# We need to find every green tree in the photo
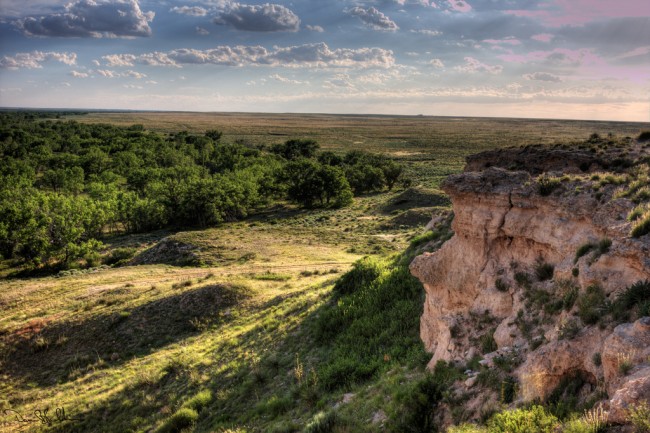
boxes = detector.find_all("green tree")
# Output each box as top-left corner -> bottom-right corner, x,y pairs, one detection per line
271,139 -> 319,160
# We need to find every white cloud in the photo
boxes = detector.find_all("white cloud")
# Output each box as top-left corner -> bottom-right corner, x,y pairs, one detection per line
196,26 -> 210,35
16,0 -> 154,38
305,24 -> 324,32
214,3 -> 300,32
428,59 -> 444,68
324,74 -> 355,89
95,68 -> 147,78
347,6 -> 398,31
455,57 -> 502,74
0,51 -> 77,69
124,70 -> 147,79
170,6 -> 208,16
69,70 -> 89,78
103,43 -> 395,69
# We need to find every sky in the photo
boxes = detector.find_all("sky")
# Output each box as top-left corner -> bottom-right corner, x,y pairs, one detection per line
0,0 -> 649,121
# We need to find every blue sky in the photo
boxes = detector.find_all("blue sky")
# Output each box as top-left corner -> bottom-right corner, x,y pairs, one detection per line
0,0 -> 649,121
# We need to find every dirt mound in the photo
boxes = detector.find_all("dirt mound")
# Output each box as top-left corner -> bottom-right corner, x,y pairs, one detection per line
130,237 -> 202,266
381,188 -> 450,213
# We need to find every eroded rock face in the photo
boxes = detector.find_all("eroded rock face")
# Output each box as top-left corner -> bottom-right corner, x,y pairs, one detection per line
410,146 -> 650,411
602,318 -> 650,397
410,167 -> 649,367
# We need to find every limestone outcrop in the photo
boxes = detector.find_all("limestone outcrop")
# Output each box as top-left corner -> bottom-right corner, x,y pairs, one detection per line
410,141 -> 650,424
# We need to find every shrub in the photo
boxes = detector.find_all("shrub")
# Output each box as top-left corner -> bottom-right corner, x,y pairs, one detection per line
627,204 -> 650,222
558,318 -> 581,340
611,280 -> 650,321
627,402 -> 650,433
631,211 -> 650,237
480,331 -> 498,354
158,407 -> 199,433
500,377 -> 517,404
563,287 -> 579,310
487,406 -> 559,433
104,247 -> 137,266
515,272 -> 532,288
303,411 -> 338,433
638,130 -> 650,142
535,262 -> 555,281
574,243 -> 595,263
597,238 -> 611,254
389,363 -> 461,433
332,256 -> 384,296
447,424 -> 487,433
410,230 -> 438,247
495,278 -> 509,292
592,353 -> 602,367
577,285 -> 606,325
538,176 -> 562,196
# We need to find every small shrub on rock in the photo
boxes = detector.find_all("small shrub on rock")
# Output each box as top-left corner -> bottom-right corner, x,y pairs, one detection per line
487,405 -> 559,433
577,285 -> 606,325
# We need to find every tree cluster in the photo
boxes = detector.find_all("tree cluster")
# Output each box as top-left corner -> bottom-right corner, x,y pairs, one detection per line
0,113 -> 406,267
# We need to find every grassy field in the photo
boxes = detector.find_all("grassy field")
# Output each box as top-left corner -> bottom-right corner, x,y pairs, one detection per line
69,112 -> 649,188
2,112 -> 648,432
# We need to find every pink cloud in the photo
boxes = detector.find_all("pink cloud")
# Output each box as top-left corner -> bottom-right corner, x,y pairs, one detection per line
447,0 -> 472,13
506,0 -> 650,26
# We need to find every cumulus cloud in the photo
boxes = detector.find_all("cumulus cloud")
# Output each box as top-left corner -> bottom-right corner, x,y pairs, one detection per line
196,26 -> 209,35
324,74 -> 355,89
95,68 -> 147,78
0,51 -> 77,69
524,72 -> 562,82
104,52 -> 178,67
214,3 -> 300,32
69,70 -> 89,78
428,59 -> 444,68
103,43 -> 395,69
170,6 -> 208,16
305,24 -> 324,32
347,7 -> 398,31
455,57 -> 502,74
16,0 -> 154,38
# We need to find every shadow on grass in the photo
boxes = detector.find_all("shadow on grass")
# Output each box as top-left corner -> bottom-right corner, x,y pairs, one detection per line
2,284 -> 251,388
40,290 -> 324,433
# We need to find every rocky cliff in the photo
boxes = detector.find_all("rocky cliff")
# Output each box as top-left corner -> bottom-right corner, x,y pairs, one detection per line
410,137 -> 650,424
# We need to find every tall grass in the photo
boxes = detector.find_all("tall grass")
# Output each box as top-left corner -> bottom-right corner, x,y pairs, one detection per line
315,252 -> 428,391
